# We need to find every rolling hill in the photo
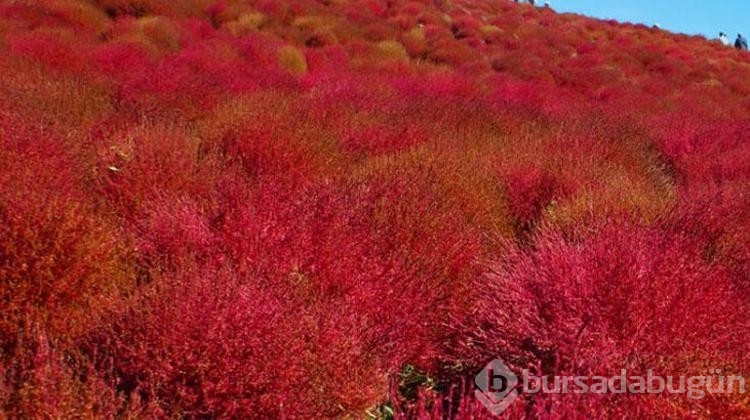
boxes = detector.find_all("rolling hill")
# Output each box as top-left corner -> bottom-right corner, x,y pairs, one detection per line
1,0 -> 749,417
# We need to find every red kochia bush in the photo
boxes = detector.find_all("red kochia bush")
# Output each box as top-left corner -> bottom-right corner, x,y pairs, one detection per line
8,32 -> 90,74
445,217 -> 750,415
340,122 -> 426,157
497,165 -> 565,236
91,122 -> 219,218
464,217 -> 747,370
85,265 -> 297,417
0,111 -> 132,417
0,112 -> 132,344
84,171 -> 481,417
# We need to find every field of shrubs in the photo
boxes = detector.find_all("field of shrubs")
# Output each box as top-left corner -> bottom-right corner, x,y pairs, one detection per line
1,0 -> 749,417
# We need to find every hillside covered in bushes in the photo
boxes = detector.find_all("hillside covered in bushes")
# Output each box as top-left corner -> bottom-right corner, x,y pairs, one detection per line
1,0 -> 749,417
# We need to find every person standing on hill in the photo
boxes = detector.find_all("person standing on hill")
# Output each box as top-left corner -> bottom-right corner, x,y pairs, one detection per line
735,33 -> 748,50
719,32 -> 730,46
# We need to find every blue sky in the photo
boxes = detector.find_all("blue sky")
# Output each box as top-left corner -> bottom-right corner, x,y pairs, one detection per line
550,1 -> 746,40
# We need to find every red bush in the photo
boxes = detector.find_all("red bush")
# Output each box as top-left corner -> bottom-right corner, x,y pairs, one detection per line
445,217 -> 749,415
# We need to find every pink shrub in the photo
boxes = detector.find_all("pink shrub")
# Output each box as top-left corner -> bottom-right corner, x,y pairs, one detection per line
134,196 -> 216,263
497,165 -> 564,235
445,217 -> 749,415
8,32 -> 89,74
1,324 -> 122,418
81,172 -> 481,416
0,111 -> 132,341
0,112 -> 132,417
340,122 -> 425,157
92,40 -> 155,77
